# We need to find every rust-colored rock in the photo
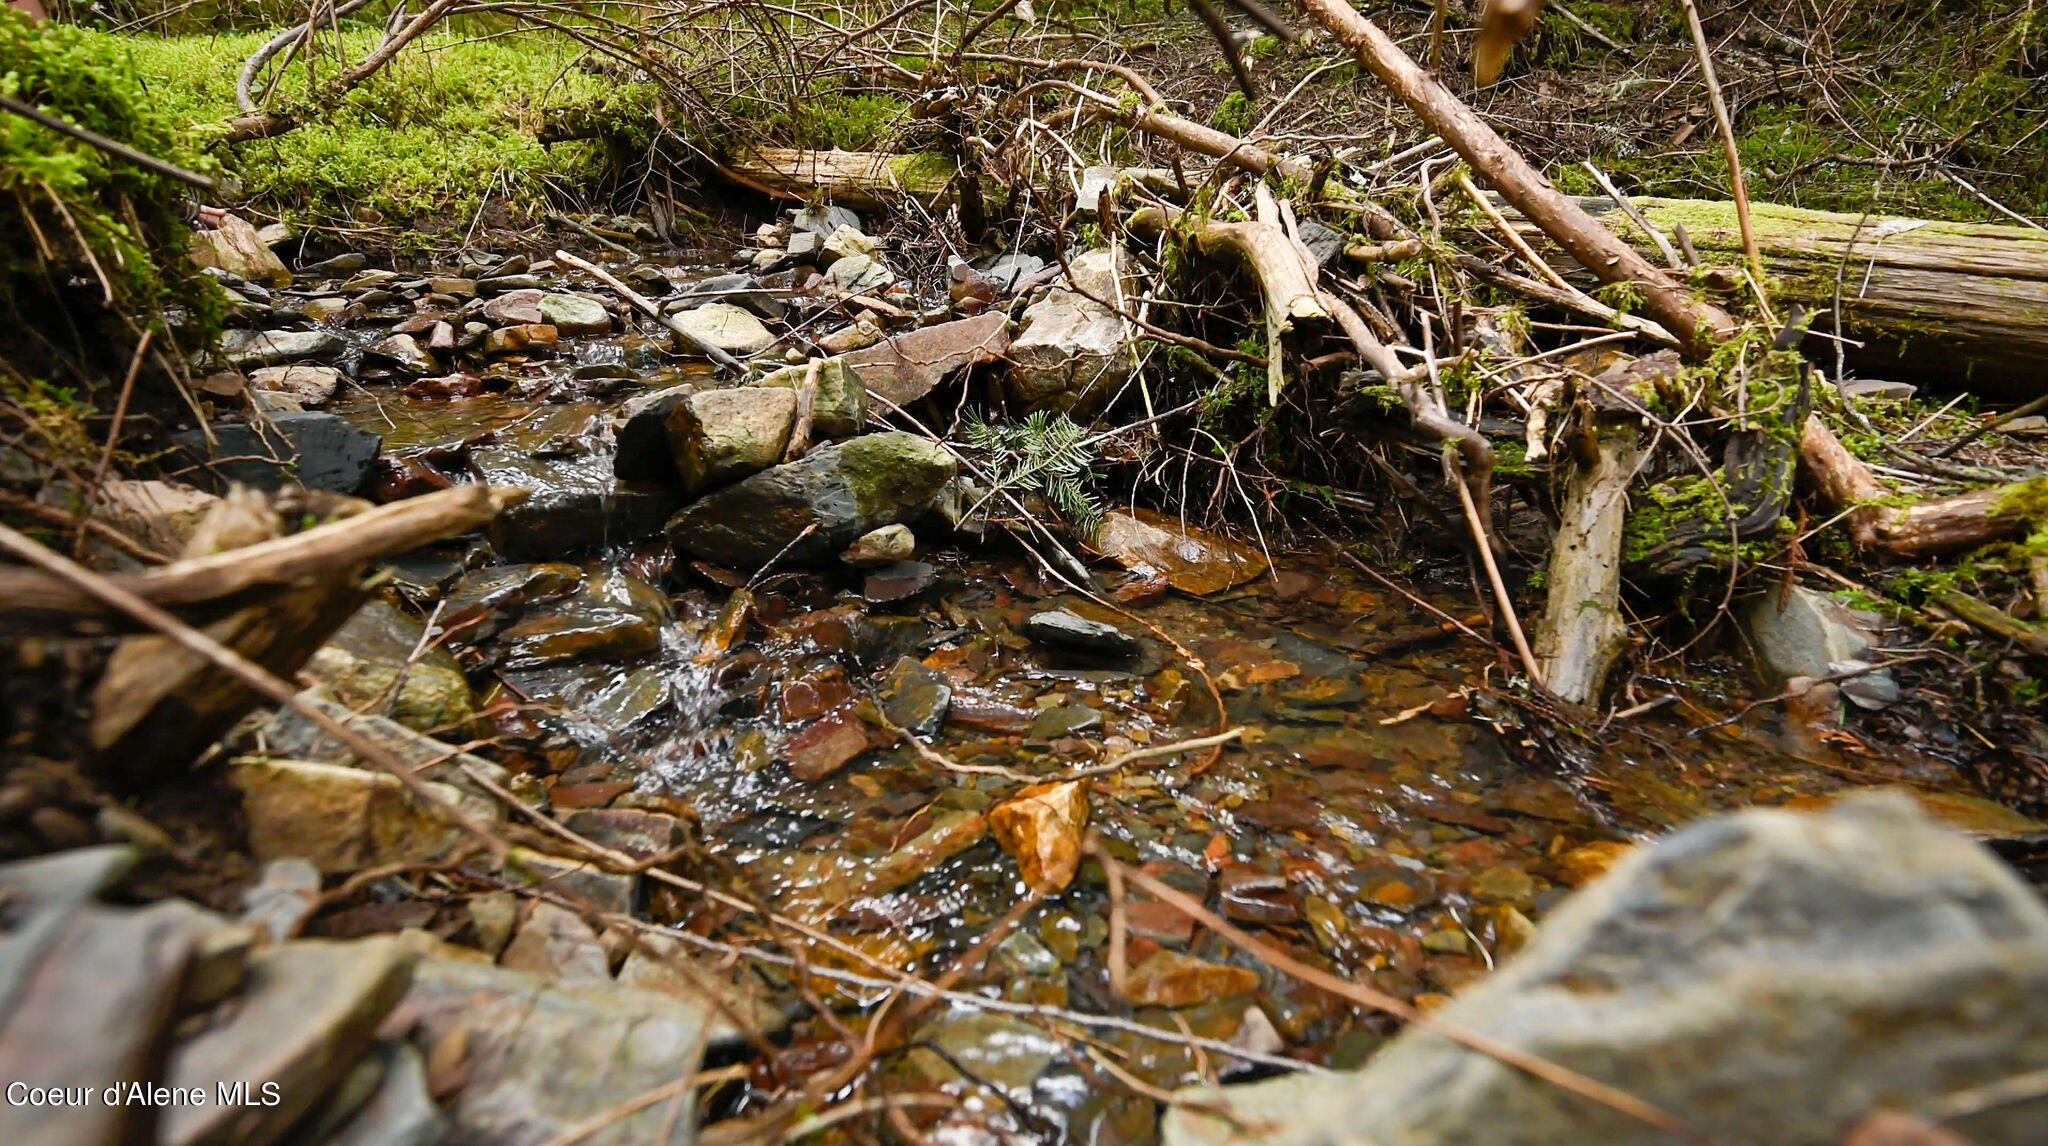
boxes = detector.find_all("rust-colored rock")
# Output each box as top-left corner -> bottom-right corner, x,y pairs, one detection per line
989,780 -> 1089,893
784,708 -> 872,781
1120,950 -> 1259,1008
842,312 -> 1010,405
1091,507 -> 1268,596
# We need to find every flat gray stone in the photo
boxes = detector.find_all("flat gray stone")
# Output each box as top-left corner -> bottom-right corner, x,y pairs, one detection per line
161,937 -> 415,1146
395,958 -> 716,1145
216,328 -> 342,369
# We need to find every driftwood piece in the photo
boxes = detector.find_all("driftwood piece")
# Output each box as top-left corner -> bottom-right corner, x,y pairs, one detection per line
1128,199 -> 1330,403
1298,0 -> 1733,350
0,484 -> 522,630
1800,414 -> 2042,557
1498,196 -> 2048,389
721,148 -> 957,208
1535,417 -> 1642,704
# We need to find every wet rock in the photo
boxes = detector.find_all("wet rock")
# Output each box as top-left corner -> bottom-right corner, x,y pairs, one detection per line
160,937 -> 414,1146
539,293 -> 612,337
574,665 -> 676,730
499,571 -> 671,668
501,901 -> 610,982
667,273 -> 786,321
483,323 -> 558,356
1006,248 -> 1138,413
842,311 -> 1010,406
1167,792 -> 2048,1146
612,384 -> 696,484
367,332 -> 437,373
666,386 -> 797,494
1028,704 -> 1102,739
248,364 -> 344,407
1217,867 -> 1298,925
1093,507 -> 1269,596
301,296 -> 351,324
229,757 -> 496,873
946,690 -> 1038,735
1744,585 -> 1879,682
216,327 -> 342,368
908,1009 -> 1062,1100
174,411 -> 380,493
190,213 -> 293,287
666,432 -> 957,568
879,655 -> 952,735
260,689 -> 511,798
989,779 -> 1089,893
1123,950 -> 1259,1008
494,846 -> 637,917
779,664 -> 853,722
817,313 -> 884,354
822,253 -> 893,294
428,276 -> 477,299
563,808 -> 686,860
842,523 -> 914,566
1552,840 -> 1634,887
672,302 -> 775,355
470,443 -> 680,560
478,273 -> 545,294
441,562 -> 584,639
1025,609 -> 1142,657
301,252 -> 369,277
756,357 -> 868,439
480,289 -> 545,326
863,559 -> 936,603
394,957 -> 716,1143
303,600 -> 475,733
783,708 -> 873,781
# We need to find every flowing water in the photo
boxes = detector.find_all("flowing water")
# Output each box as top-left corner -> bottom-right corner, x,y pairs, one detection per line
324,268 -> 2038,1145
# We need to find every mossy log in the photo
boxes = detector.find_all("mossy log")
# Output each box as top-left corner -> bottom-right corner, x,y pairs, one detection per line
1496,196 -> 2048,391
721,148 -> 958,209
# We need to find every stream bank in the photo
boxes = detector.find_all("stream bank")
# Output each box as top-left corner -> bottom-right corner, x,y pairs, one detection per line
7,199 -> 2048,1145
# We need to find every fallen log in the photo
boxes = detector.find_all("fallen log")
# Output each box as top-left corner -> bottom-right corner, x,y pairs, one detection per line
1799,414 -> 2044,557
0,484 -> 525,630
1497,196 -> 2048,390
720,148 -> 957,208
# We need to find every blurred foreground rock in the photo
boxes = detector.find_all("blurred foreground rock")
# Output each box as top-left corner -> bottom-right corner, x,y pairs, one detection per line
1164,792 -> 2048,1146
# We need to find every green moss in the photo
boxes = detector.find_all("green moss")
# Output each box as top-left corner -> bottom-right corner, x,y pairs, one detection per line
2,10 -> 217,315
1211,90 -> 1252,138
108,25 -> 653,232
1573,0 -> 2048,223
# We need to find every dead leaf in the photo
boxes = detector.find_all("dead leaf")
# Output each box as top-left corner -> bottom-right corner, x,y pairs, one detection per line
989,780 -> 1089,892
1091,508 -> 1268,596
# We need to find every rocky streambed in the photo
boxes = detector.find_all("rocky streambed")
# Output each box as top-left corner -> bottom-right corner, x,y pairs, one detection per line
18,206 -> 2048,1146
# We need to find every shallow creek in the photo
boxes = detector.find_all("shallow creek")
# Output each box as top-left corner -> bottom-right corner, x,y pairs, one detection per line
315,275 -> 2021,1145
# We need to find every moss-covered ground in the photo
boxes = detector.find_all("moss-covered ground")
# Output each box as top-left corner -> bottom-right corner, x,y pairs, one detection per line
99,21 -> 656,233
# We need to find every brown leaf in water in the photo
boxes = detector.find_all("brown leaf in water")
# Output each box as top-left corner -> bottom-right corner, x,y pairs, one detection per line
1091,508 -> 1268,596
989,780 -> 1089,892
